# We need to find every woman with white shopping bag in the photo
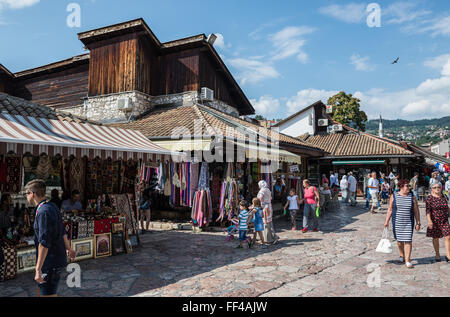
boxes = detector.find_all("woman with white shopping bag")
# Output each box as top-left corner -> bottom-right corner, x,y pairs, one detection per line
384,179 -> 421,269
376,227 -> 393,254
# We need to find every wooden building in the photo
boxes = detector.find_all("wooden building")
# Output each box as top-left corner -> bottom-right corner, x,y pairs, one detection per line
3,18 -> 254,118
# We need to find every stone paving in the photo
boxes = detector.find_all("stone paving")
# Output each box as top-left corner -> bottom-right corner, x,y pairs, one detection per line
1,199 -> 448,297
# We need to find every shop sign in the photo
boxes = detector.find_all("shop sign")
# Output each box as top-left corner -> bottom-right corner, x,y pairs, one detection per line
289,165 -> 300,172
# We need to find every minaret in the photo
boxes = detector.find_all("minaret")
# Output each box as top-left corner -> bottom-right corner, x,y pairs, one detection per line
379,115 -> 383,138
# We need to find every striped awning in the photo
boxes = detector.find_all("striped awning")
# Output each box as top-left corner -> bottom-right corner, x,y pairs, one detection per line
0,114 -> 184,161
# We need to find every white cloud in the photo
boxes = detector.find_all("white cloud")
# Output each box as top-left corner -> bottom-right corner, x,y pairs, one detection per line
384,2 -> 431,25
250,95 -> 281,116
212,33 -> 231,50
420,16 -> 450,37
269,26 -> 315,63
286,89 -> 339,115
228,58 -> 280,85
0,0 -> 39,10
350,54 -> 376,72
424,54 -> 450,70
318,3 -> 366,24
277,56 -> 450,121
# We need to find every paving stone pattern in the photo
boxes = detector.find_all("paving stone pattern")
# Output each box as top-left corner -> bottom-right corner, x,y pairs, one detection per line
1,199 -> 448,297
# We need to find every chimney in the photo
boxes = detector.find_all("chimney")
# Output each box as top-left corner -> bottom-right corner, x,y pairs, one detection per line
379,115 -> 383,138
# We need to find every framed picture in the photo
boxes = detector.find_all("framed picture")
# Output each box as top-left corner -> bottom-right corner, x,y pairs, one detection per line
112,232 -> 125,256
129,234 -> 139,248
17,247 -> 36,274
71,238 -> 94,262
112,222 -> 124,233
125,238 -> 133,254
94,233 -> 112,258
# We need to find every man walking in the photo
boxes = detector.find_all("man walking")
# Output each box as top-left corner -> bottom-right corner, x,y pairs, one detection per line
410,173 -> 419,200
347,172 -> 357,207
26,179 -> 75,297
367,172 -> 380,214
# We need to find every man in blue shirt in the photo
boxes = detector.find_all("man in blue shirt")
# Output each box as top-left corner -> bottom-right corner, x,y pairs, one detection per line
61,189 -> 83,212
25,179 -> 75,297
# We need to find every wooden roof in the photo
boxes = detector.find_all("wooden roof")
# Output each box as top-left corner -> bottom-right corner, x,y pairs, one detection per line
0,64 -> 13,78
14,54 -> 90,78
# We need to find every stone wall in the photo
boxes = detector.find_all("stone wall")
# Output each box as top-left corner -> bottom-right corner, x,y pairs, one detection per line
60,90 -> 240,123
61,91 -> 153,123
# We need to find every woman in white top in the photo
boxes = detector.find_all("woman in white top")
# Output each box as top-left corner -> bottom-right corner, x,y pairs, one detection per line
340,176 -> 349,203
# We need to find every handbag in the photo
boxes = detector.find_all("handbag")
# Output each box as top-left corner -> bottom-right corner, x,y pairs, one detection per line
315,206 -> 321,218
376,228 -> 393,254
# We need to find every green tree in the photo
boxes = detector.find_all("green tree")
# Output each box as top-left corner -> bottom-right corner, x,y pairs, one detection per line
254,115 -> 266,120
327,92 -> 368,131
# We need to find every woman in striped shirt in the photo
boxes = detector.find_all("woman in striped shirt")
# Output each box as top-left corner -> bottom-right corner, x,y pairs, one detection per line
384,179 -> 421,269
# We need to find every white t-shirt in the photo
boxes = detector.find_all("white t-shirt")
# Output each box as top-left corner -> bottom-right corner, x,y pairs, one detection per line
287,195 -> 299,210
348,176 -> 357,192
368,178 -> 379,194
445,180 -> 450,192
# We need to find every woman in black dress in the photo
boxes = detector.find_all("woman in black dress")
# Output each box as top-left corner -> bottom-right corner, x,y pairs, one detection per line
426,183 -> 450,262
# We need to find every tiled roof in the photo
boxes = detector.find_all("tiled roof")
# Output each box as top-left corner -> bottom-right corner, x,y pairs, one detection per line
0,93 -> 95,124
302,133 -> 343,154
302,130 -> 413,157
336,134 -> 412,156
111,104 -> 323,152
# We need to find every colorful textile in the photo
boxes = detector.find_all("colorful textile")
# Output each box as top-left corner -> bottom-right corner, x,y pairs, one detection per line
87,158 -> 102,199
121,161 -> 138,194
112,161 -> 121,194
94,219 -> 111,234
63,221 -> 72,240
70,158 -> 86,201
4,156 -> 22,193
1,244 -> 16,280
102,159 -> 114,194
36,155 -> 51,180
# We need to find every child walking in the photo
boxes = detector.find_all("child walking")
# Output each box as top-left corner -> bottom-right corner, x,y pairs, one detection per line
237,200 -> 250,249
284,188 -> 301,230
248,198 -> 266,248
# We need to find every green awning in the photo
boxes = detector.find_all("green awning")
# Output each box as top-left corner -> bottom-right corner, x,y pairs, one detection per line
332,160 -> 386,166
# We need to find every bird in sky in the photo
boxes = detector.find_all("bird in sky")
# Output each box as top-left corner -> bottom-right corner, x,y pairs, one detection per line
391,57 -> 400,64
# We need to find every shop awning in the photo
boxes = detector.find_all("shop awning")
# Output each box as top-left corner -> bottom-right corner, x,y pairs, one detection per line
0,114 -> 184,161
235,142 -> 302,164
332,160 -> 386,166
152,139 -> 212,152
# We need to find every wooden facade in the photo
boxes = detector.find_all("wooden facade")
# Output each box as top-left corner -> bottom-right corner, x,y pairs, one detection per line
5,18 -> 255,114
14,63 -> 89,109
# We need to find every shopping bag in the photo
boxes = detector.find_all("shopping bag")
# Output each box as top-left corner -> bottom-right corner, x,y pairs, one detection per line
315,206 -> 321,218
376,228 -> 392,254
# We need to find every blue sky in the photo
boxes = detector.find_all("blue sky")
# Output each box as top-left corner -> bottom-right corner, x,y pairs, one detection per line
1,0 -> 450,121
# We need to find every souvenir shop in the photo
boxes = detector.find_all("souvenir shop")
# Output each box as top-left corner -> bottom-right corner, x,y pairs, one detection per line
186,141 -> 304,229
0,114 -> 182,282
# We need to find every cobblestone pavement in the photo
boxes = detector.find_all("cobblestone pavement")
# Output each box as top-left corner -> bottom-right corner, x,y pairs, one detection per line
1,199 -> 449,297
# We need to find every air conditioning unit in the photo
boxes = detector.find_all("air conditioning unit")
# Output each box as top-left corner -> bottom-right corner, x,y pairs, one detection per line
333,124 -> 343,132
201,87 -> 214,101
117,98 -> 133,112
318,119 -> 328,127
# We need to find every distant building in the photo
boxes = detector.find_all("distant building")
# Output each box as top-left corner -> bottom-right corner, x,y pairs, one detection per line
431,140 -> 450,157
